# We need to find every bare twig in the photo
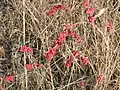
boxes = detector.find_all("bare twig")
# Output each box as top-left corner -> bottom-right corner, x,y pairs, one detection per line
23,0 -> 28,90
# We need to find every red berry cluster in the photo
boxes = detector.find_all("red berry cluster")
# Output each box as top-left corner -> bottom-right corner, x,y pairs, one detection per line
44,23 -> 89,68
47,4 -> 65,16
20,45 -> 33,53
44,24 -> 82,63
0,74 -> 15,83
83,0 -> 113,30
65,50 -> 89,68
25,64 -> 43,70
83,0 -> 96,28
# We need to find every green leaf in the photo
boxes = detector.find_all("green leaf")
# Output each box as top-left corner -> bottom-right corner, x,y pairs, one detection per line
66,36 -> 73,41
39,69 -> 42,73
41,60 -> 46,65
19,41 -> 24,46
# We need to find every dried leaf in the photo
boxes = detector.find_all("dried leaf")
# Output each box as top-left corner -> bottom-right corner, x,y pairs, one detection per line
95,7 -> 108,17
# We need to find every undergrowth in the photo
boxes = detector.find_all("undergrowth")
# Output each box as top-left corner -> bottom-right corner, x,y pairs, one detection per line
0,0 -> 120,90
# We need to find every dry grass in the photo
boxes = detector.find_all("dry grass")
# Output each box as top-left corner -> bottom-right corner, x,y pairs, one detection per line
0,0 -> 120,90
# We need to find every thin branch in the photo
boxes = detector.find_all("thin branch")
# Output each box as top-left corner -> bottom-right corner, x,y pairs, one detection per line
23,0 -> 28,90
